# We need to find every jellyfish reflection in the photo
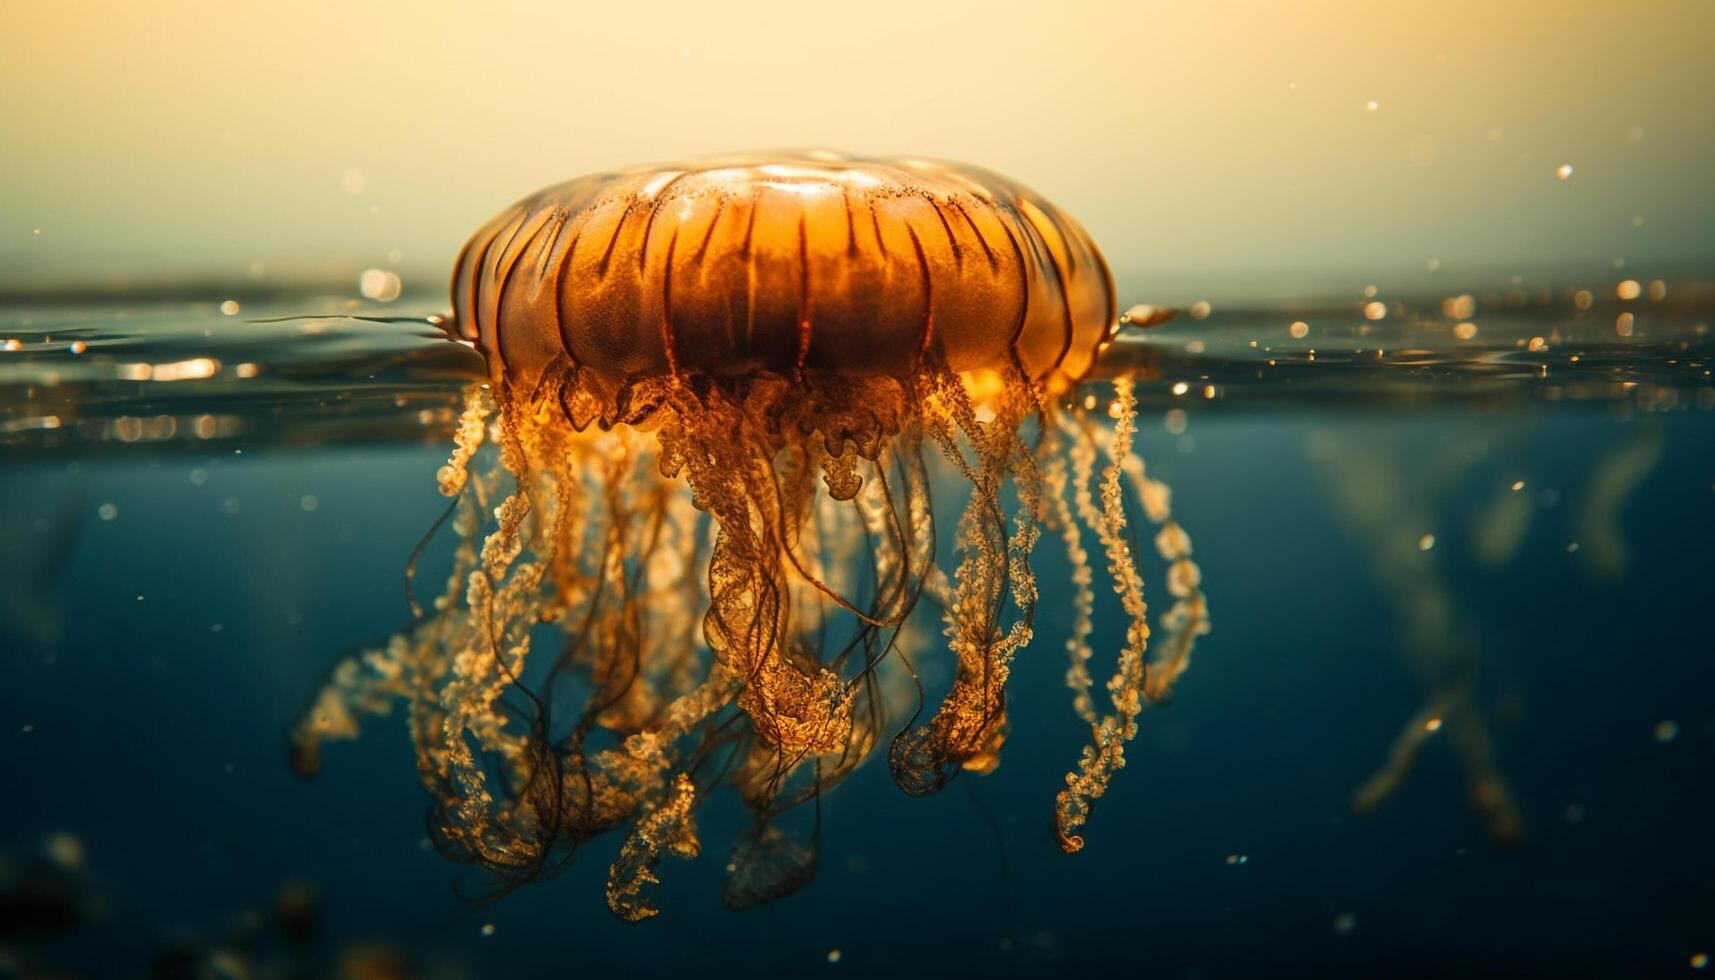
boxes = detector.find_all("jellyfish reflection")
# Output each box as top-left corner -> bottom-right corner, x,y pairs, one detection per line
292,153 -> 1208,919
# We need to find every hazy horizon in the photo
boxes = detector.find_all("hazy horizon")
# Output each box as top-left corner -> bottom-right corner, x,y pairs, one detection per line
5,0 -> 1712,303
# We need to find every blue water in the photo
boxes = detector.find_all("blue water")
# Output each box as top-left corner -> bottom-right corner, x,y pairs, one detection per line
2,285 -> 1713,977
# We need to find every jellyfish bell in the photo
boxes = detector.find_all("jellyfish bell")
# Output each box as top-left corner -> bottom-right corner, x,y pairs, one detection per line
293,151 -> 1209,921
449,152 -> 1116,401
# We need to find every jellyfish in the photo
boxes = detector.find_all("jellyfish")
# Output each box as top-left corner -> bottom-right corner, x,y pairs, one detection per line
1311,429 -> 1523,844
291,151 -> 1210,920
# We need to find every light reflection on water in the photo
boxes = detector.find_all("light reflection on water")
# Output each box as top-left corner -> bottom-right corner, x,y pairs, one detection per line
2,278 -> 1711,455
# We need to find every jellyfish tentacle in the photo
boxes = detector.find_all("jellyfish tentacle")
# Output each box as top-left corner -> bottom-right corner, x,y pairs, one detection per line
1040,414 -> 1099,725
433,399 -> 584,866
292,396 -> 497,777
722,818 -> 821,912
1054,376 -> 1151,854
890,363 -> 1041,795
852,442 -> 934,647
606,772 -> 701,922
723,759 -> 824,911
772,434 -> 898,629
666,385 -> 856,763
1108,436 -> 1210,706
438,382 -> 491,496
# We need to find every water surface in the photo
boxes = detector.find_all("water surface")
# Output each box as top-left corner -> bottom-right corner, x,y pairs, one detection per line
3,279 -> 1712,978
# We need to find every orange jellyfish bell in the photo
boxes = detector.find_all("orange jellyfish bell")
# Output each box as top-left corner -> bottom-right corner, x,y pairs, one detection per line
295,151 -> 1208,922
448,151 -> 1117,407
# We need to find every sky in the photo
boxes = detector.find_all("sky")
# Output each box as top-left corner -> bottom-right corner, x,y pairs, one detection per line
3,0 -> 1712,301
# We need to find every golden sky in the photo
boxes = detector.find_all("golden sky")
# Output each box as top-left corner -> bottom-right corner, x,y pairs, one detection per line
3,0 -> 1711,300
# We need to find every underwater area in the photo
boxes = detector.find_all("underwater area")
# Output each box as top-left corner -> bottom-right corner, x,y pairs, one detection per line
2,274 -> 1711,978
